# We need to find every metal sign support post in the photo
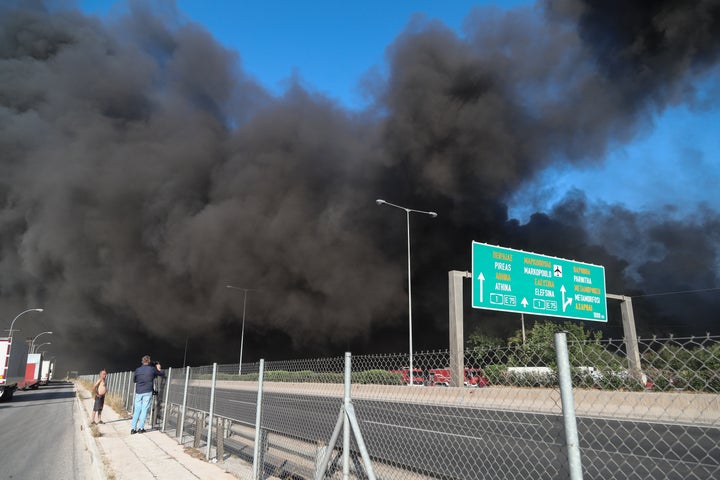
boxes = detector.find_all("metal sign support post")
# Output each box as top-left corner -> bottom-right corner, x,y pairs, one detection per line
606,294 -> 644,384
449,270 -> 470,387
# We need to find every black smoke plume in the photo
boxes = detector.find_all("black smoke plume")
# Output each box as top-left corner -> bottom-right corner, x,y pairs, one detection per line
0,0 -> 718,372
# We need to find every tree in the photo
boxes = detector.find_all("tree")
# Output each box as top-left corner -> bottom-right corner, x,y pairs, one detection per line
465,330 -> 508,366
465,330 -> 505,351
506,320 -> 621,369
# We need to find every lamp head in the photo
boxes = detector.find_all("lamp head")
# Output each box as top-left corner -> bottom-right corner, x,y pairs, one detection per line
429,212 -> 438,218
375,199 -> 385,206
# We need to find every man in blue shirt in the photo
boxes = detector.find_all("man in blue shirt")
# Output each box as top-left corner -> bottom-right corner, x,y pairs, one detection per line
131,354 -> 165,434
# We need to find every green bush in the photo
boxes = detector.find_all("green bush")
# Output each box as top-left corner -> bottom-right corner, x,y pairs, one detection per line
642,343 -> 720,393
571,371 -> 600,389
483,365 -> 506,385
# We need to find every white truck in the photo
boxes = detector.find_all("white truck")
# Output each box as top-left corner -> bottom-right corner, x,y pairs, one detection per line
0,337 -> 30,401
40,359 -> 54,385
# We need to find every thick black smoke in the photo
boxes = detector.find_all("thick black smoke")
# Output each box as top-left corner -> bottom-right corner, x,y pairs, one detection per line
0,1 -> 718,372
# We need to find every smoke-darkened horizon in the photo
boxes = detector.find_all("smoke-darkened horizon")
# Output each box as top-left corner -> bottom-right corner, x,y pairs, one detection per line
1,0 -> 718,372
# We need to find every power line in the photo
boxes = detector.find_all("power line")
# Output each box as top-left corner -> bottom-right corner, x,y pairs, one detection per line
633,287 -> 720,298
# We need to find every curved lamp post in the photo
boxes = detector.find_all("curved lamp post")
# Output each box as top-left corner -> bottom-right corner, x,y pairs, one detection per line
226,285 -> 259,376
7,308 -> 44,341
34,342 -> 51,353
30,331 -> 53,354
376,199 -> 437,386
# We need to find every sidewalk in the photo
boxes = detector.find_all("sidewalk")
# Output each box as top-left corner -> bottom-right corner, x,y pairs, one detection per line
75,382 -> 247,480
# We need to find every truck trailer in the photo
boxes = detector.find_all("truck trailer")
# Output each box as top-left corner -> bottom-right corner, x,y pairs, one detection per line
40,359 -> 54,385
0,337 -> 30,401
19,353 -> 43,390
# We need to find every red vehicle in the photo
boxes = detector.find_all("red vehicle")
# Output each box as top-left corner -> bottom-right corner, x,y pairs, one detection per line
392,368 -> 425,386
428,368 -> 490,387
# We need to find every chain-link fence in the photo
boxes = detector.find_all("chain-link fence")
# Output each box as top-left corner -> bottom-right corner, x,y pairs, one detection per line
81,334 -> 720,479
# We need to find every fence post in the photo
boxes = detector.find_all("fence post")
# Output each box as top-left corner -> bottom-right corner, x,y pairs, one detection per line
125,371 -> 131,410
555,332 -> 584,480
179,367 -> 191,442
162,367 -> 172,432
343,352 -> 351,478
194,413 -> 204,448
216,418 -> 225,462
119,372 -> 126,409
252,359 -> 265,480
206,363 -> 218,460
315,353 -> 376,480
126,372 -> 134,413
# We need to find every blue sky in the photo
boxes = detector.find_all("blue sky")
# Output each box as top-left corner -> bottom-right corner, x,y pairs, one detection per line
79,0 -> 719,221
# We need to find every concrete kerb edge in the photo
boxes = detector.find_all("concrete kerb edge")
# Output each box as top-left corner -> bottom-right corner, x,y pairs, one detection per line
74,383 -> 108,480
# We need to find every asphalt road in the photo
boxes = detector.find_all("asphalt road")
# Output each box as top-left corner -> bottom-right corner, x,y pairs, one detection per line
196,387 -> 720,479
0,382 -> 92,479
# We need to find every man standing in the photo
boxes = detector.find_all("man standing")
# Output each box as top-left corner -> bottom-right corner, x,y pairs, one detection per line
131,355 -> 165,434
90,369 -> 107,424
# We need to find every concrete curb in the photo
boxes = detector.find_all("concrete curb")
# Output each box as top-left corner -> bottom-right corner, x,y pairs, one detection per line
75,385 -> 107,480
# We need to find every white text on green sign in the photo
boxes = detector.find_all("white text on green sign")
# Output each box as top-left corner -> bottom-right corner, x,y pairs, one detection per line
471,242 -> 607,322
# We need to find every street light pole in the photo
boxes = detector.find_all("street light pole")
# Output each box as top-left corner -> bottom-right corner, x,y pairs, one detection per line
34,342 -> 51,353
30,331 -> 53,354
7,308 -> 44,342
226,285 -> 259,376
376,199 -> 437,386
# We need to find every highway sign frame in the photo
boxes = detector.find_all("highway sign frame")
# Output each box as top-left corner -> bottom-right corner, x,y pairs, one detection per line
471,241 -> 608,322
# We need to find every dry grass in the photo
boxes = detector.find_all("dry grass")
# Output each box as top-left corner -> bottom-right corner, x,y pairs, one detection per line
183,447 -> 207,460
77,379 -> 94,398
76,379 -> 131,418
105,393 -> 131,418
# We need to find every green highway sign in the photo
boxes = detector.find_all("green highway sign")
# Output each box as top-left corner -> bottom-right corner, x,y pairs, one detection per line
471,241 -> 607,322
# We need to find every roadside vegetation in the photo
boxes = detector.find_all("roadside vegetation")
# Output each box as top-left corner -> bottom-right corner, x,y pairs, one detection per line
187,321 -> 718,393
467,321 -> 720,392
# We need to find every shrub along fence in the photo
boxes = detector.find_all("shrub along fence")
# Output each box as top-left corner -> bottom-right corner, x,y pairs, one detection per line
82,334 -> 720,479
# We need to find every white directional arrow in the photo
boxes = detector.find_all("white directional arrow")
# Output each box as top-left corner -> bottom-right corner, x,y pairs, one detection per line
561,285 -> 572,312
521,298 -> 528,308
478,272 -> 485,302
